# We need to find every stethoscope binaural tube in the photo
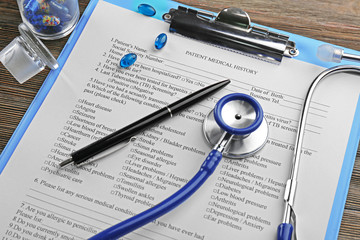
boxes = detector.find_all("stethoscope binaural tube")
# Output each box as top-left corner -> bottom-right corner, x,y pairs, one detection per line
90,93 -> 267,240
277,65 -> 360,240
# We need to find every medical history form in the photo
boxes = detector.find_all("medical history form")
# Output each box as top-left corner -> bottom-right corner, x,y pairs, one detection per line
1,0 -> 360,239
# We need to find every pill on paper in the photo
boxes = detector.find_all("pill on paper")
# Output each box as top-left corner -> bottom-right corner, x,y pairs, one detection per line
155,33 -> 167,50
138,4 -> 156,16
120,53 -> 137,68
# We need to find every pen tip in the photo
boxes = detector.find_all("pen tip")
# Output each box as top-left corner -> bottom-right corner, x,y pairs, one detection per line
221,79 -> 231,84
59,158 -> 73,168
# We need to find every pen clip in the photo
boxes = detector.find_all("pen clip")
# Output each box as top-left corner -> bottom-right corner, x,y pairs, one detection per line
163,6 -> 299,63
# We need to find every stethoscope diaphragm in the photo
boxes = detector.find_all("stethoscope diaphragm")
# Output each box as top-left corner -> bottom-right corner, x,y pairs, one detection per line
203,93 -> 268,158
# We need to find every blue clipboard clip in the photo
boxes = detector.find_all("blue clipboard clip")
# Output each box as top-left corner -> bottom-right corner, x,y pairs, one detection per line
163,6 -> 299,63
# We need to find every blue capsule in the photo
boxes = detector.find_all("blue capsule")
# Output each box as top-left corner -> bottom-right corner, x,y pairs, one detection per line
138,4 -> 156,16
155,33 -> 167,50
120,53 -> 137,68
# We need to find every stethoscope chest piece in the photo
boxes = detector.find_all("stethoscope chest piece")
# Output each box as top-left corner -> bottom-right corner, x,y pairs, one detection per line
203,93 -> 268,158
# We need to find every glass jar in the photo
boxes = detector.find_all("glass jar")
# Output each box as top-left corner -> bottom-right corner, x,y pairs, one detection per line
17,0 -> 80,40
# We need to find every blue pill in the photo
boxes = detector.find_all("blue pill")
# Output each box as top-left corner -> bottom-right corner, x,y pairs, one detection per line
120,53 -> 137,68
155,33 -> 167,50
138,4 -> 156,16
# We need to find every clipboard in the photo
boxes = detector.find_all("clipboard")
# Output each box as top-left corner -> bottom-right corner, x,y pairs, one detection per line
0,0 -> 359,239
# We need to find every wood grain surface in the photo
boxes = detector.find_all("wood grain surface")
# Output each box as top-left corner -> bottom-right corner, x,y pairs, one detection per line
0,0 -> 359,239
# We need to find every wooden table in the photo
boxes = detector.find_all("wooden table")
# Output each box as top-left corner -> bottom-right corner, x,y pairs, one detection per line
0,0 -> 359,239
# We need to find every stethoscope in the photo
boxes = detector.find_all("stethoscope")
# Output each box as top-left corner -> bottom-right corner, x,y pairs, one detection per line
90,92 -> 269,239
90,61 -> 360,240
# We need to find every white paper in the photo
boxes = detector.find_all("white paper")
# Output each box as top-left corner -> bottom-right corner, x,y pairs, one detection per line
1,1 -> 360,240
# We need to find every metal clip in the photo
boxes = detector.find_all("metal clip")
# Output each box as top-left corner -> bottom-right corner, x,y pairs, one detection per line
163,6 -> 299,63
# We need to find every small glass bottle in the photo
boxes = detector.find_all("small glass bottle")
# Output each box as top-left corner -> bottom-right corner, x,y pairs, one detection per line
17,0 -> 80,40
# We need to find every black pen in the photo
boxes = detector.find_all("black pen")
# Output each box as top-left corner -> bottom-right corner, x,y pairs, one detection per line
59,79 -> 230,167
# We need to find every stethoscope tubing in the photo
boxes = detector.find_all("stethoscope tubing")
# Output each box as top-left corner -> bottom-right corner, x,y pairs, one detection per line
90,94 -> 264,239
90,93 -> 263,239
89,150 -> 223,240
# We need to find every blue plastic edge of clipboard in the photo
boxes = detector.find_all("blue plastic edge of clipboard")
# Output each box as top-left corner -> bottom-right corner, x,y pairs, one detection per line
0,0 -> 359,239
325,94 -> 360,240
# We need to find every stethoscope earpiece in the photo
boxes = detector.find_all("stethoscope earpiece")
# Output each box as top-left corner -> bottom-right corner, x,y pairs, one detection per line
203,93 -> 268,158
317,44 -> 360,63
